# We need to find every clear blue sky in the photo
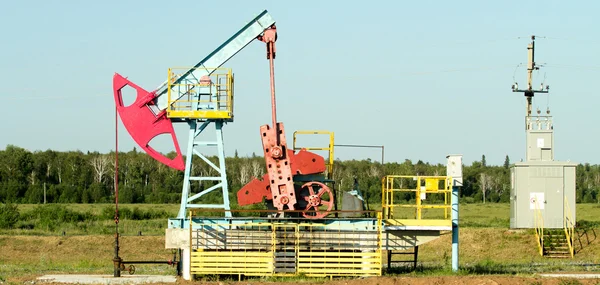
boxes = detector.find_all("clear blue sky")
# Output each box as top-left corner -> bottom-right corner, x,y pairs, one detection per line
1,0 -> 598,166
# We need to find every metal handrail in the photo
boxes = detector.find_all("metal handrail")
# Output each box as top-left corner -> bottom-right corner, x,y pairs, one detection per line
167,67 -> 233,119
292,130 -> 334,179
564,196 -> 575,257
533,201 -> 544,256
381,175 -> 452,220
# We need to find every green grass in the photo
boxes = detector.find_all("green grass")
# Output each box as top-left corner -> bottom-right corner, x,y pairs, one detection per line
0,204 -> 179,236
4,203 -> 600,236
373,202 -> 600,228
15,203 -> 180,216
387,262 -> 600,277
3,203 -> 600,284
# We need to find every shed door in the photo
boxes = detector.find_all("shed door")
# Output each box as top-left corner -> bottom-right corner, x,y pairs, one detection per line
544,176 -> 564,228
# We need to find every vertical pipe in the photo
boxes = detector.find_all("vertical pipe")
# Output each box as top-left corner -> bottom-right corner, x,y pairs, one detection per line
268,42 -> 277,129
451,185 -> 459,272
115,107 -> 119,222
113,106 -> 121,277
329,132 -> 334,179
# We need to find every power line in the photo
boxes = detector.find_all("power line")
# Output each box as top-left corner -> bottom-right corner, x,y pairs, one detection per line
419,37 -> 521,49
544,64 -> 600,70
1,94 -> 108,101
400,65 -> 514,76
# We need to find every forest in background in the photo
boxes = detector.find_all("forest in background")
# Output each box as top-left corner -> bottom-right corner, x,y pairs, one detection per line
1,144 -> 599,205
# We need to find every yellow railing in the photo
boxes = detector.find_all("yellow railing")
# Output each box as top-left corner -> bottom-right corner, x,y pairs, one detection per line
564,196 -> 575,257
188,211 -> 382,278
533,200 -> 544,256
381,175 -> 452,226
167,67 -> 234,120
293,130 -> 334,179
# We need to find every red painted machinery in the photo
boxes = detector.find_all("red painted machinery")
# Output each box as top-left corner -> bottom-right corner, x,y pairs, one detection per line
236,26 -> 334,219
111,12 -> 333,219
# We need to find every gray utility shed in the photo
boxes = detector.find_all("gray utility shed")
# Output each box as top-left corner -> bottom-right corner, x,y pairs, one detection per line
510,161 -> 576,229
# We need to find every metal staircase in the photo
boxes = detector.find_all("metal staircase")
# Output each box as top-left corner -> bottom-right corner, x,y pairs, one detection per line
274,226 -> 297,274
533,196 -> 575,258
541,229 -> 572,258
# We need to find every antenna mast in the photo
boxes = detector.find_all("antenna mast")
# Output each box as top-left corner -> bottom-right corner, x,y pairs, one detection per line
512,35 -> 550,129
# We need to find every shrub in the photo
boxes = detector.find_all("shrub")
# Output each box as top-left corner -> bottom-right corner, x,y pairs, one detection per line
101,205 -> 117,220
21,204 -> 95,231
462,197 -> 476,204
0,203 -> 20,229
100,205 -> 171,220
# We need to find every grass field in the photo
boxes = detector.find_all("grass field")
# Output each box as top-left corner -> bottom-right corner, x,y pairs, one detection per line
2,203 -> 600,284
6,203 -> 600,235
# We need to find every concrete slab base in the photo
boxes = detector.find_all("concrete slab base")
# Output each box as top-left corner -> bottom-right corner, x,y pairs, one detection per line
37,274 -> 177,284
540,273 -> 600,279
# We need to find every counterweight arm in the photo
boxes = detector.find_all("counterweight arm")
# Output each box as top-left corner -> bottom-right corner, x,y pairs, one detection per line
112,11 -> 276,170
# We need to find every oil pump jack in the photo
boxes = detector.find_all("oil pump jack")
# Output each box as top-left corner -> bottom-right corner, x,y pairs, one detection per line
112,11 -> 333,220
236,26 -> 334,219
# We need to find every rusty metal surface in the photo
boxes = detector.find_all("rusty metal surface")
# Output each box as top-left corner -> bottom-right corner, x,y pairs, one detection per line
237,24 -> 332,218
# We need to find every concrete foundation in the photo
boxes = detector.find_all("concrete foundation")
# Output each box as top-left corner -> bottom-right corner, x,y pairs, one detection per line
165,228 -> 190,280
165,228 -> 189,249
36,275 -> 176,284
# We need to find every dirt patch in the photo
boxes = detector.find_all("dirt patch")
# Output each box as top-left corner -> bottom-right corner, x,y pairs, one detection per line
10,275 -> 598,285
174,276 -> 600,285
0,235 -> 169,264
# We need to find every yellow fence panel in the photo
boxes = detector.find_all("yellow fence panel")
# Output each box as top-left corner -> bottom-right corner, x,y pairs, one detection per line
382,175 -> 452,224
189,212 -> 382,278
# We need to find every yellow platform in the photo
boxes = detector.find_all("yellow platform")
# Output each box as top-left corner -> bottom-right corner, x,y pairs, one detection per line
166,67 -> 234,120
167,110 -> 232,120
384,219 -> 452,231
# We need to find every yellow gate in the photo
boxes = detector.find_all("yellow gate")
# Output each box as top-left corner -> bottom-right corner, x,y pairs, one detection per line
382,175 -> 452,227
296,220 -> 382,276
190,222 -> 274,275
189,213 -> 382,278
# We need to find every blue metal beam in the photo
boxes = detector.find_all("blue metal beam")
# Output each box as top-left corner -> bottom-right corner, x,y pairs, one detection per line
177,120 -> 231,219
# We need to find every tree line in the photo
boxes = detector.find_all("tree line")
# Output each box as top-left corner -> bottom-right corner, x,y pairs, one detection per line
1,145 -> 599,205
